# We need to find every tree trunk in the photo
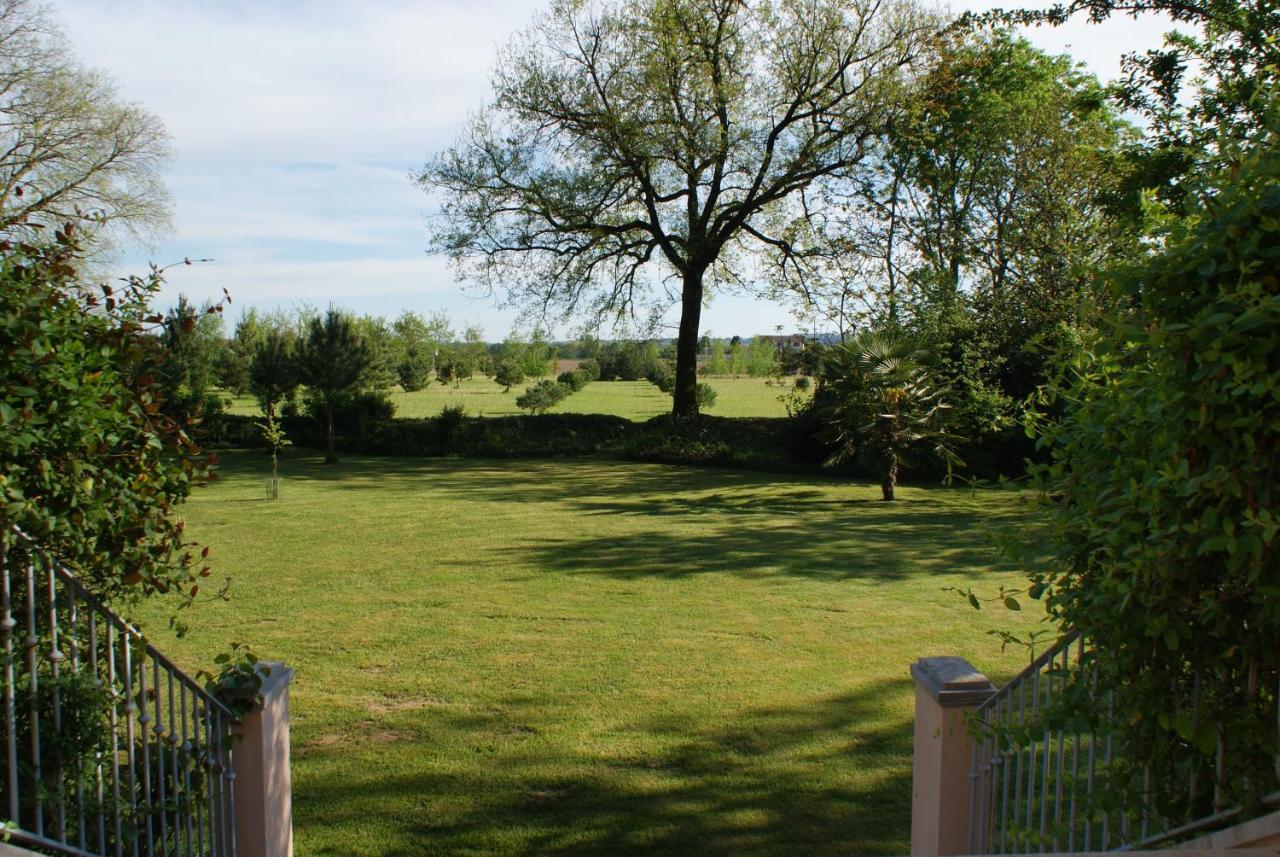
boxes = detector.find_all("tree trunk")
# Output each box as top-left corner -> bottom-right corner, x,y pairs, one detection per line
325,399 -> 337,464
880,455 -> 898,502
672,267 -> 705,419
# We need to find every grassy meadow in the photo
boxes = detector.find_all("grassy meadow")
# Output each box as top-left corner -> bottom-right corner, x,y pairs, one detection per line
226,375 -> 809,421
134,451 -> 1043,856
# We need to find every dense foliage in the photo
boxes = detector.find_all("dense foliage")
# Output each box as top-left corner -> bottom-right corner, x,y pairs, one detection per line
296,309 -> 371,464
820,331 -> 957,501
0,233 -> 211,601
1028,130 -> 1280,816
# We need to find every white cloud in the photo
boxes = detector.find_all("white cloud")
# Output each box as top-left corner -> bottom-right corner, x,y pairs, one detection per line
58,0 -> 531,165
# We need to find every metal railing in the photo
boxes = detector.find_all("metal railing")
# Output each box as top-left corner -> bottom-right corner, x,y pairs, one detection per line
0,537 -> 238,857
966,633 -> 1277,855
968,633 -> 1107,855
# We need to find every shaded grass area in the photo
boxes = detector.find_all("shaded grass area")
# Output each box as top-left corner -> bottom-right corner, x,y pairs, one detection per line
225,376 -> 808,422
136,452 -> 1041,856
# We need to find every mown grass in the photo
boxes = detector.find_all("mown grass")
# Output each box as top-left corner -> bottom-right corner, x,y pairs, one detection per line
225,376 -> 809,421
134,451 -> 1041,856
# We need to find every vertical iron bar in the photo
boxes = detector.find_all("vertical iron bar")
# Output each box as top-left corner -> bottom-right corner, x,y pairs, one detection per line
1000,691 -> 1013,854
137,647 -> 154,857
107,623 -> 123,857
205,705 -> 217,856
1012,677 -> 1026,851
1067,641 -> 1083,853
181,685 -> 194,857
213,706 -> 229,854
223,709 -> 237,857
1102,690 -> 1114,850
1039,656 -> 1053,852
1084,664 -> 1098,852
44,561 -> 67,843
25,562 -> 43,838
193,698 -> 205,857
1,554 -> 18,823
983,711 -> 996,854
1025,666 -> 1040,853
67,578 -> 87,852
151,661 -> 167,856
1050,648 -> 1066,852
89,610 -> 107,856
122,633 -> 140,857
166,671 -> 180,857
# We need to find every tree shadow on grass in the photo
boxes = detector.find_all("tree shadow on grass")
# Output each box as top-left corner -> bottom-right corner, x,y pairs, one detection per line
293,677 -> 915,856
510,514 -> 1006,583
208,451 -> 1030,584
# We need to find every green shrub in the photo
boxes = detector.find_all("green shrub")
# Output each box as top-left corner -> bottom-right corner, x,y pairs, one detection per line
397,348 -> 433,392
597,341 -> 659,380
694,382 -> 717,410
1029,134 -> 1280,817
366,413 -> 634,457
576,358 -> 601,381
1,234 -> 212,600
794,375 -> 811,391
494,360 -> 525,392
304,389 -> 395,437
436,404 -> 467,449
558,369 -> 589,391
516,379 -> 570,414
645,361 -> 675,392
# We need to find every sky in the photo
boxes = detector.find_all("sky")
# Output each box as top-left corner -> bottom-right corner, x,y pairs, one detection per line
55,0 -> 1178,340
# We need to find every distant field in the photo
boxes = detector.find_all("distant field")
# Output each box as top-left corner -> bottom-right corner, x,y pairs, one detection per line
225,376 -> 810,421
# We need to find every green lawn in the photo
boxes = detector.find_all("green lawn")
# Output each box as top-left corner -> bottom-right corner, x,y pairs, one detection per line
226,376 -> 808,421
135,451 -> 1040,856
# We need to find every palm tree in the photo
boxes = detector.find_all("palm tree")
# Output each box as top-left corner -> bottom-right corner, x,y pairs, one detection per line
822,330 -> 959,501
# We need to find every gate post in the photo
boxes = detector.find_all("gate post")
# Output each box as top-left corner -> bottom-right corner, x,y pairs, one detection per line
910,657 -> 994,857
235,661 -> 295,857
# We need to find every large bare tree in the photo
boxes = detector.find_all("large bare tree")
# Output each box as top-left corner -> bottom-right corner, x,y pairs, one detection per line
0,0 -> 171,252
421,0 -> 935,416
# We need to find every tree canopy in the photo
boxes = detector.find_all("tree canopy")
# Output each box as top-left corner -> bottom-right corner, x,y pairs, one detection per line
422,0 -> 935,416
0,0 -> 171,253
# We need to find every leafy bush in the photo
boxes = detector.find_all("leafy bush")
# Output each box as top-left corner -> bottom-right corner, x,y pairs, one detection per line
436,404 -> 467,448
818,330 -> 958,500
516,379 -> 570,414
576,358 -> 601,381
0,232 -> 212,600
558,369 -> 589,391
694,382 -> 717,410
366,413 -> 633,457
793,375 -> 811,391
597,340 -> 660,380
397,347 -> 433,392
436,357 -> 470,387
304,389 -> 395,438
1028,136 -> 1280,817
625,415 -> 822,472
494,360 -> 525,392
645,361 -> 675,392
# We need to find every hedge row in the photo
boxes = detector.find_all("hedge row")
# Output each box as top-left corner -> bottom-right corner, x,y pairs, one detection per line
212,408 -> 1030,480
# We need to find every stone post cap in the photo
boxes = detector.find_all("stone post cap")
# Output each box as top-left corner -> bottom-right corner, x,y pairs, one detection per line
256,661 -> 294,699
911,656 -> 995,706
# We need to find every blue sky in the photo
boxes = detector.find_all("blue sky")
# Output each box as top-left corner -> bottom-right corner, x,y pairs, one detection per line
57,0 -> 1176,340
